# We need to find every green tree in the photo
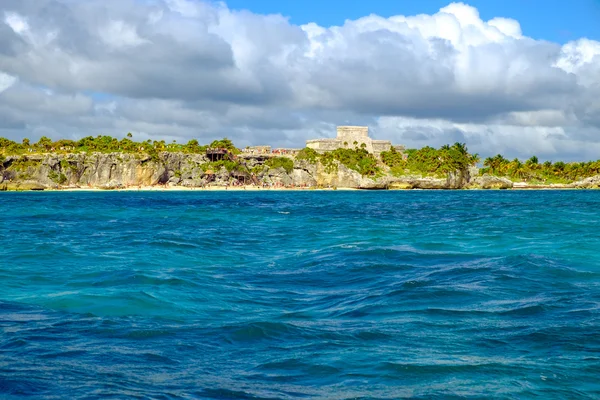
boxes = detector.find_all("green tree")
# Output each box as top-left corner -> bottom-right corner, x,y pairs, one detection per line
209,138 -> 240,154
296,147 -> 319,163
266,157 -> 294,173
36,136 -> 53,151
483,154 -> 508,175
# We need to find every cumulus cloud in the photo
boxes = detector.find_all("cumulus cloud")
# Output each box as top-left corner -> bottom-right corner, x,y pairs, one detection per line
0,0 -> 599,160
0,71 -> 17,93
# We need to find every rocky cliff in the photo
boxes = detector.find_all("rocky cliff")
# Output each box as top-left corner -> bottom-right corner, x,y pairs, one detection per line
0,152 -> 392,190
7,151 -> 599,190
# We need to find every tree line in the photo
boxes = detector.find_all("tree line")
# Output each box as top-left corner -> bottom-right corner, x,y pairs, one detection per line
380,143 -> 479,177
481,154 -> 600,183
0,135 -> 239,155
1,135 -> 599,182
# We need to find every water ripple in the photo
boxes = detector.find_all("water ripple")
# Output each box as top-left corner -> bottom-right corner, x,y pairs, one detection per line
2,191 -> 600,398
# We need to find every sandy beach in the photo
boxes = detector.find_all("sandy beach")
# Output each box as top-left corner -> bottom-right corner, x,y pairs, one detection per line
50,185 -> 360,192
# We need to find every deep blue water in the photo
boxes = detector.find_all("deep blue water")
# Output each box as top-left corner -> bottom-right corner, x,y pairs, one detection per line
1,191 -> 600,399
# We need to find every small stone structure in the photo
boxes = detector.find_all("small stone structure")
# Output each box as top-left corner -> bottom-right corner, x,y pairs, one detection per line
272,148 -> 302,156
306,126 -> 402,156
242,146 -> 271,155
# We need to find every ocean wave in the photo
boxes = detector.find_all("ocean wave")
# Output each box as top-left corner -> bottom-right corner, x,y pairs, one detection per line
3,191 -> 600,398
221,321 -> 306,343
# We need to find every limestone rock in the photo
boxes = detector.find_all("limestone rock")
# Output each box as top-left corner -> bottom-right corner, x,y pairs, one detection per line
411,178 -> 449,189
385,176 -> 450,189
447,170 -> 470,189
1,182 -> 46,191
214,167 -> 231,185
573,175 -> 600,189
312,162 -> 379,188
0,151 -> 503,190
467,175 -> 513,189
290,168 -> 317,187
388,182 -> 413,190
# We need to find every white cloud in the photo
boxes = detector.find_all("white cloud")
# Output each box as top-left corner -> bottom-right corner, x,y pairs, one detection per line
100,20 -> 150,48
4,11 -> 28,35
0,0 -> 599,160
555,38 -> 600,73
0,71 -> 17,93
375,115 -> 600,161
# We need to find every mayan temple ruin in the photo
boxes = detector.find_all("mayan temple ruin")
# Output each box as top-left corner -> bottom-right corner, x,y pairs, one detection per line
241,126 -> 405,157
306,126 -> 404,155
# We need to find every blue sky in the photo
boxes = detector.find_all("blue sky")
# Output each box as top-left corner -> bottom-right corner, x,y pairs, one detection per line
224,0 -> 600,43
3,0 -> 600,159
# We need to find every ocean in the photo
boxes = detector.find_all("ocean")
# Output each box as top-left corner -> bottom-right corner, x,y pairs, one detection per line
1,190 -> 599,399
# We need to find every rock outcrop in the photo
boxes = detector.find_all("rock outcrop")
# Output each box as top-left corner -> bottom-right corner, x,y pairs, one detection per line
0,152 -> 555,191
572,175 -> 600,189
387,177 -> 448,189
1,152 -> 210,189
466,175 -> 514,189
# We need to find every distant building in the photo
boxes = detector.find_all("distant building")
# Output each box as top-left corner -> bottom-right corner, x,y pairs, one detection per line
242,146 -> 272,155
272,148 -> 302,156
306,126 -> 403,156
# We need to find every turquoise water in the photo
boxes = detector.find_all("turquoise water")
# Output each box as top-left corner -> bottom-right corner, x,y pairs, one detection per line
1,191 -> 600,399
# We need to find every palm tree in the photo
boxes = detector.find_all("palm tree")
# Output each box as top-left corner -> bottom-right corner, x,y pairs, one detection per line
484,154 -> 508,175
508,158 -> 527,180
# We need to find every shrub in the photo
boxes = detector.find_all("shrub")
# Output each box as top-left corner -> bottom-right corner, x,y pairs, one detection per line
330,148 -> 379,176
209,138 -> 240,154
380,148 -> 405,168
266,157 -> 294,174
296,148 -> 319,163
48,170 -> 67,184
202,160 -> 239,173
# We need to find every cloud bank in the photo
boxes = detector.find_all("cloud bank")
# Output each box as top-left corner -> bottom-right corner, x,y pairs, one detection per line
0,0 -> 599,160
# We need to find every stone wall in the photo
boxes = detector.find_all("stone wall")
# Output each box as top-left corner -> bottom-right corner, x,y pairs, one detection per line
372,140 -> 392,154
336,126 -> 373,153
243,146 -> 271,154
306,139 -> 343,152
336,126 -> 368,139
272,148 -> 302,156
306,125 -> 404,156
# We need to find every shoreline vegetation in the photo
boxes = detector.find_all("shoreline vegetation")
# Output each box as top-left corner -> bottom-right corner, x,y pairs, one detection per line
2,135 -> 600,191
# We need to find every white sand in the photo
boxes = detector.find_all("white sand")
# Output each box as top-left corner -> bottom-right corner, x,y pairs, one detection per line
53,185 -> 359,192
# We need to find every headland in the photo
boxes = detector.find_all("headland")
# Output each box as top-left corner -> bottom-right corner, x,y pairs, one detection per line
1,128 -> 599,191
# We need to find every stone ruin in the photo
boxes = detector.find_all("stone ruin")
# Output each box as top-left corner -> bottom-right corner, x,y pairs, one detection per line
306,126 -> 404,156
240,126 -> 405,159
242,146 -> 272,155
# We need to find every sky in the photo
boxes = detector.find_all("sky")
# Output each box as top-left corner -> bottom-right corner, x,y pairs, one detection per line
0,0 -> 600,160
226,0 -> 600,44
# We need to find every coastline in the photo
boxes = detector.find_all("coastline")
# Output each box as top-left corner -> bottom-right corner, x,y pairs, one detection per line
44,185 -> 359,192
1,184 -> 594,192
2,151 -> 599,192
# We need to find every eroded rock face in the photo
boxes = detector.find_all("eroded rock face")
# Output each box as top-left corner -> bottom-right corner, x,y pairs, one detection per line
2,151 -> 501,190
387,177 -> 449,189
573,175 -> 600,189
447,170 -> 471,189
2,152 -> 222,188
467,175 -> 514,189
262,167 -> 294,186
290,168 -> 317,187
